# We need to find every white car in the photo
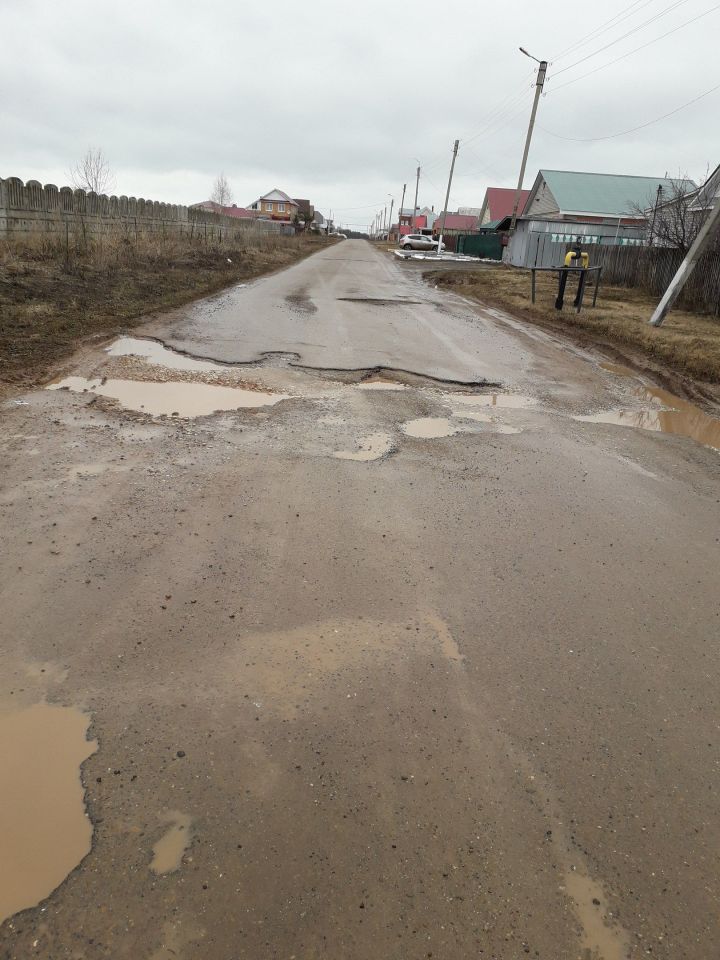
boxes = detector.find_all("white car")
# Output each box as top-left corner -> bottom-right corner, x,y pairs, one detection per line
399,234 -> 445,252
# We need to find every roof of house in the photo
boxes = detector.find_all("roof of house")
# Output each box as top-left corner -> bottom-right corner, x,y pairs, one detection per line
259,189 -> 298,204
527,170 -> 696,217
436,213 -> 478,231
484,187 -> 530,221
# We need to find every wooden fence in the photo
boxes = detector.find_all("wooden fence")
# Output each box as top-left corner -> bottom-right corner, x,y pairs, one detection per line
590,244 -> 720,315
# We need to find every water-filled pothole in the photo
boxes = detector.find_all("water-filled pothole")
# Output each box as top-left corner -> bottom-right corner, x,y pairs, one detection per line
106,337 -> 226,373
48,377 -> 290,418
151,811 -> 193,874
0,702 -> 97,924
577,382 -> 720,451
402,417 -> 459,439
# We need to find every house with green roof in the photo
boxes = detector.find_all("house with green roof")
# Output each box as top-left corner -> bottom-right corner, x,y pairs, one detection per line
522,170 -> 696,223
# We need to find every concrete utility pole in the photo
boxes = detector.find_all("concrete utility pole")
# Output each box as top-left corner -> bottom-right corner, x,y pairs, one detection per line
387,198 -> 394,243
509,50 -> 547,235
398,183 -> 407,242
382,206 -> 387,238
649,186 -> 720,326
413,165 -> 420,231
437,139 -> 459,257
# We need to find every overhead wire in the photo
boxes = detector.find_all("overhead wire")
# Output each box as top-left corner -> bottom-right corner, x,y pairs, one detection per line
548,3 -> 720,93
539,80 -> 720,141
550,0 -> 656,61
551,0 -> 691,77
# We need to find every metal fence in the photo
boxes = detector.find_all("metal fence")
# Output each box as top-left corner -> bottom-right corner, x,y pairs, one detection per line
589,245 -> 720,316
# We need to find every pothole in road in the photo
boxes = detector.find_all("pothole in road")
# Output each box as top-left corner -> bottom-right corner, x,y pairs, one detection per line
0,702 -> 97,924
576,383 -> 720,451
150,811 -> 193,875
563,868 -> 630,960
356,379 -> 407,392
334,433 -> 394,461
48,377 -> 291,419
402,417 -> 459,439
106,337 -> 228,373
441,392 -> 538,409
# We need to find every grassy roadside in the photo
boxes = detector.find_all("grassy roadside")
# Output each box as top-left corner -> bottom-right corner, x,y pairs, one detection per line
428,265 -> 720,389
0,233 -> 330,388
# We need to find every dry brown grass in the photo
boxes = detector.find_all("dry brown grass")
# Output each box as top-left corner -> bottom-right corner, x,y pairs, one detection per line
0,231 -> 329,386
429,265 -> 720,384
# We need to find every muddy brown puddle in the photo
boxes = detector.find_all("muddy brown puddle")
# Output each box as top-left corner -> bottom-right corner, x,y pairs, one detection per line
106,336 -> 226,373
0,702 -> 97,924
48,377 -> 290,418
151,812 -> 193,874
580,371 -> 720,451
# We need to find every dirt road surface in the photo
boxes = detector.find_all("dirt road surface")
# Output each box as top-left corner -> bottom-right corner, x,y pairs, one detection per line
1,240 -> 719,959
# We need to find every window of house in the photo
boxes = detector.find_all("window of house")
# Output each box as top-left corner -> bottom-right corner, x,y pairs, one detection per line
278,203 -> 285,212
265,202 -> 273,211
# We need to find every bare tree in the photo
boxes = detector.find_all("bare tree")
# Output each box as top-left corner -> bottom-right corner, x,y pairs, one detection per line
69,147 -> 115,195
210,173 -> 233,210
633,171 -> 711,253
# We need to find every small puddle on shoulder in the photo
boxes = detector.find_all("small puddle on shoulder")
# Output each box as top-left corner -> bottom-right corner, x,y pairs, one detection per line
562,868 -> 630,960
150,811 -> 193,874
0,702 -> 97,924
334,433 -> 393,461
599,361 -> 637,378
402,417 -> 458,439
576,385 -> 720,451
48,377 -> 290,419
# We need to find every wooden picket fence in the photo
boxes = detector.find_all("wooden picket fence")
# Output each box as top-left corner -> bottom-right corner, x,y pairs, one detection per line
590,244 -> 720,316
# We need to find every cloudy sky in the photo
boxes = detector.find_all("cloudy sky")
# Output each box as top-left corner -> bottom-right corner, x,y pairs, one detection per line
3,0 -> 718,230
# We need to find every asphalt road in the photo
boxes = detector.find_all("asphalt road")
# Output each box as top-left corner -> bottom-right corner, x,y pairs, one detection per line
1,240 -> 719,960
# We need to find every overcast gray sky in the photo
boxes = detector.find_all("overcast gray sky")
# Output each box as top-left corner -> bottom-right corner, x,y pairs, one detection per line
3,0 -> 718,229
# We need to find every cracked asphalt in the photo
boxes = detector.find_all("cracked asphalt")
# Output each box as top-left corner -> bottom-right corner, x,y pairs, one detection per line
1,240 -> 719,959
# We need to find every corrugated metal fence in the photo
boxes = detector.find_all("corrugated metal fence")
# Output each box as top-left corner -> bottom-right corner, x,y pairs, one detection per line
590,245 -> 720,316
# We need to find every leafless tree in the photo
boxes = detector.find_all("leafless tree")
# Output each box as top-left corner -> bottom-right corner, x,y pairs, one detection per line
633,171 -> 712,253
69,147 -> 115,195
210,173 -> 233,210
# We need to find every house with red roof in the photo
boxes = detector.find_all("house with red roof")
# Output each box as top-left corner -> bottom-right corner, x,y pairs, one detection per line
433,212 -> 479,236
478,187 -> 530,226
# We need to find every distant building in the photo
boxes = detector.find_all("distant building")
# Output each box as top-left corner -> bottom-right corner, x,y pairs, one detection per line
433,212 -> 479,235
478,187 -> 530,225
248,189 -> 299,222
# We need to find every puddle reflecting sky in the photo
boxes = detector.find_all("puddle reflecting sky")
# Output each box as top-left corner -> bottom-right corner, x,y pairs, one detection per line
106,337 -> 226,373
49,377 -> 290,418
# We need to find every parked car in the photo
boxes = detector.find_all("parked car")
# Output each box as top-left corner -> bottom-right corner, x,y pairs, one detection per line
399,234 -> 445,252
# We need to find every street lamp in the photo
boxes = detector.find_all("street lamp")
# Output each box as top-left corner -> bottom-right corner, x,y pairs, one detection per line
509,46 -> 548,235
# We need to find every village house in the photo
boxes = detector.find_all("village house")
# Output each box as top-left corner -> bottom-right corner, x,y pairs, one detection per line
248,189 -> 299,222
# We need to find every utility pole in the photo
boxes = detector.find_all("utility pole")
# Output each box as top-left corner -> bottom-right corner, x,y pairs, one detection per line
412,165 -> 420,231
648,184 -> 663,246
509,49 -> 547,235
649,184 -> 720,326
437,139 -> 459,257
387,197 -> 394,243
382,205 -> 387,239
398,183 -> 406,241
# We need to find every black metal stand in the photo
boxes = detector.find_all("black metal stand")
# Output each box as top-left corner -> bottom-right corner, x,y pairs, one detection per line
530,265 -> 603,313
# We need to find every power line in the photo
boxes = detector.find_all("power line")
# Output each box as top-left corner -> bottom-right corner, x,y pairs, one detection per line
539,80 -> 720,141
550,0 -> 656,61
549,3 -> 720,92
552,0 -> 691,77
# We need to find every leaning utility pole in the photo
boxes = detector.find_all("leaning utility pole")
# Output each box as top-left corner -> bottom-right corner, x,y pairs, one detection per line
398,183 -> 407,241
437,139 -> 459,257
387,197 -> 394,243
649,184 -> 720,326
509,51 -> 547,235
412,165 -> 420,230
